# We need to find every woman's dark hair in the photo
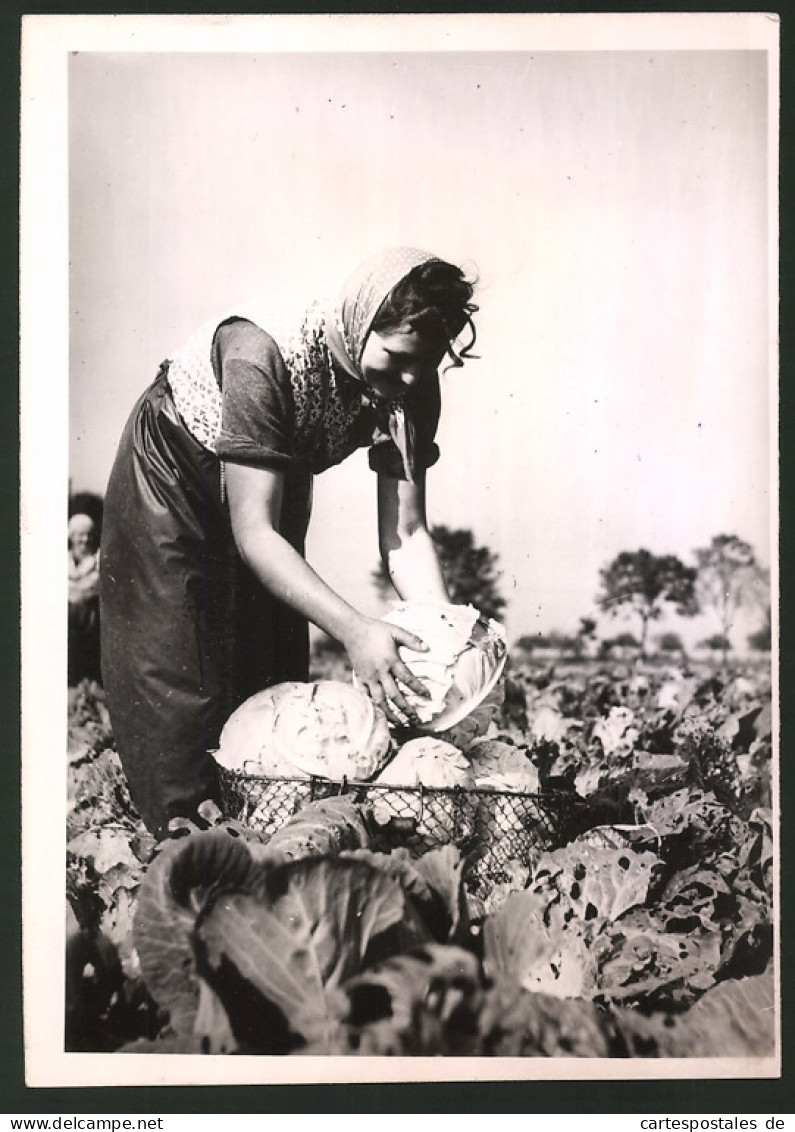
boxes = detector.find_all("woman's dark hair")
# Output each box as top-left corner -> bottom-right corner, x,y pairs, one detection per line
371,260 -> 479,368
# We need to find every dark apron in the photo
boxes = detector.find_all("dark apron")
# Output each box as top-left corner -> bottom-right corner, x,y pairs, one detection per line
99,366 -> 311,837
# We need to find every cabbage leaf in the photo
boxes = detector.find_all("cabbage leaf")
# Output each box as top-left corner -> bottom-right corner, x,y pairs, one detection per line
133,828 -> 257,1034
193,856 -> 432,1051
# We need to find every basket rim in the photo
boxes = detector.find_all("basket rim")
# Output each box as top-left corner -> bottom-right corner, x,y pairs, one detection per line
215,762 -> 583,805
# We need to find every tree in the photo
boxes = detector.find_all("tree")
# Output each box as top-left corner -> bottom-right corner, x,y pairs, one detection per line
514,630 -> 574,656
373,524 -> 506,622
698,633 -> 732,659
613,631 -> 641,648
596,549 -> 699,658
694,534 -> 769,664
598,632 -> 640,660
656,630 -> 686,657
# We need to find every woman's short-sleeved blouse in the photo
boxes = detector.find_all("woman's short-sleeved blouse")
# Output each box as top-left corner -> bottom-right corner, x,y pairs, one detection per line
164,298 -> 441,478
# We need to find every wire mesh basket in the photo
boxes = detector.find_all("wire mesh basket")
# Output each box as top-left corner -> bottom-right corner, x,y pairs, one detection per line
217,763 -> 583,896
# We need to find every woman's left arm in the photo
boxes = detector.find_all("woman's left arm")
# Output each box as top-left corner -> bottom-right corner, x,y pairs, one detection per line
377,472 -> 450,604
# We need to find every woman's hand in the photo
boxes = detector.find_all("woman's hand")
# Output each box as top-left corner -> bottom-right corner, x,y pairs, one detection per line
343,616 -> 431,726
225,463 -> 433,726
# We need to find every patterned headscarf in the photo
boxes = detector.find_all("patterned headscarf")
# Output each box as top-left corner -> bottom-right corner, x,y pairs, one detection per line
331,246 -> 438,371
324,247 -> 440,482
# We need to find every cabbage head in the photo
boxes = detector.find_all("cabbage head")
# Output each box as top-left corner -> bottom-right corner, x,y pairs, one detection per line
214,680 -> 393,782
372,737 -> 475,841
375,602 -> 507,732
375,737 -> 473,789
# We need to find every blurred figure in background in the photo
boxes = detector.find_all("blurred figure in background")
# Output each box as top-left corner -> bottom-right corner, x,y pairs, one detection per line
68,512 -> 102,686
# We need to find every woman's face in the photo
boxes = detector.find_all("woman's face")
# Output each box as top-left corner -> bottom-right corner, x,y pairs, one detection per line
69,521 -> 96,562
359,324 -> 446,402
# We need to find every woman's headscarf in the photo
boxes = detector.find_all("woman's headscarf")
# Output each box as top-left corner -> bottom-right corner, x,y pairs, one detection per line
324,246 -> 440,482
68,513 -> 96,541
328,246 -> 438,370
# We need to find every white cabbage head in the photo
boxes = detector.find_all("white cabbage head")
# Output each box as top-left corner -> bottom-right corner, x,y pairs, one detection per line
373,601 -> 507,732
372,736 -> 476,840
375,736 -> 473,789
215,679 -> 393,782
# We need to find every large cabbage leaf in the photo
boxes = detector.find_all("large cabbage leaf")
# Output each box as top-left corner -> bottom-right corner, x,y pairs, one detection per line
665,970 -> 777,1057
476,981 -> 620,1057
482,888 -> 597,1000
482,839 -> 664,1002
302,943 -> 485,1056
306,943 -> 621,1057
614,971 -> 777,1058
256,795 -> 371,865
594,907 -> 723,1007
133,828 -> 258,1034
532,840 -> 662,926
411,843 -> 472,945
436,678 -> 506,749
342,843 -> 472,946
193,855 -> 432,1051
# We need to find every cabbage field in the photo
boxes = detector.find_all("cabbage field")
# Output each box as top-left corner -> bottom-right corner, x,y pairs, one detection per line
65,651 -> 776,1060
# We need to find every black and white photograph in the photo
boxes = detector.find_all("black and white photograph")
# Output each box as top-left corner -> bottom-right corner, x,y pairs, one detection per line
20,11 -> 779,1089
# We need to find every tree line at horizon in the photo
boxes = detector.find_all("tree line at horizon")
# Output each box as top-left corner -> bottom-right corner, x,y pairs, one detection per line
69,488 -> 771,666
373,526 -> 771,664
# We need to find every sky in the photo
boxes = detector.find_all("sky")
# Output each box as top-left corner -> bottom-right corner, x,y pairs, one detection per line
32,14 -> 778,652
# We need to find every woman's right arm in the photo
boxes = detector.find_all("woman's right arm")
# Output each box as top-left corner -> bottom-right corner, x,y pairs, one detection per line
224,461 -> 430,723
